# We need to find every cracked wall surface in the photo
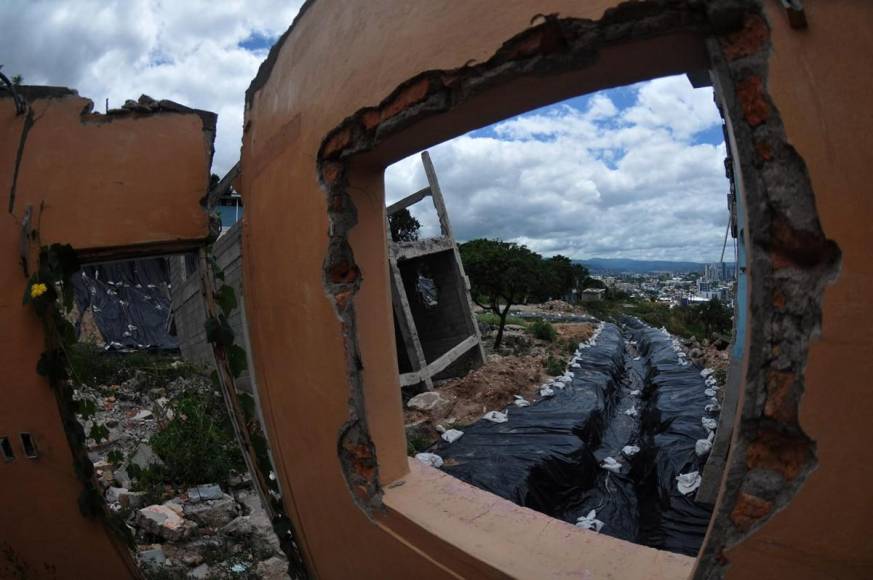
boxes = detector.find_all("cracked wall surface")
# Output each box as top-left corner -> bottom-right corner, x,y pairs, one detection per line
1,88 -> 215,578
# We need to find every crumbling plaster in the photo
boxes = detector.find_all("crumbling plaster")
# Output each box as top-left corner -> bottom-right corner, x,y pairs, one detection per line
241,0 -> 871,578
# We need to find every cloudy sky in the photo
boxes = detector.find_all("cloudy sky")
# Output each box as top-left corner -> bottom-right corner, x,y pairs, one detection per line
387,77 -> 731,262
1,1 -> 730,263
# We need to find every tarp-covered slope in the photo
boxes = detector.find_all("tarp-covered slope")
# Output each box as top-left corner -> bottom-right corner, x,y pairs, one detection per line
430,318 -> 723,556
72,257 -> 177,350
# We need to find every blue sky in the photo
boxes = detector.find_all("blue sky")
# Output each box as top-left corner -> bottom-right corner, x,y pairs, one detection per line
386,75 -> 730,262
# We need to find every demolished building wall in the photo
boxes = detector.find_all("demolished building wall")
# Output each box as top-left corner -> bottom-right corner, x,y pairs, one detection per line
1,88 -> 215,577
239,1 -> 871,579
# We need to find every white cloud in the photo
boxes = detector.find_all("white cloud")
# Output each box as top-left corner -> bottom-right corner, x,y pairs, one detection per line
1,7 -> 729,262
0,0 -> 304,173
386,75 -> 731,262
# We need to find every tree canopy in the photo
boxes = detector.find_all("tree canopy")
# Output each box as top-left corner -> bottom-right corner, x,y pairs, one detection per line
388,208 -> 421,242
459,239 -> 589,348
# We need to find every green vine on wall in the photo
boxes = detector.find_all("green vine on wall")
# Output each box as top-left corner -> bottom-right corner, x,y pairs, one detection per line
22,241 -> 133,546
202,249 -> 308,577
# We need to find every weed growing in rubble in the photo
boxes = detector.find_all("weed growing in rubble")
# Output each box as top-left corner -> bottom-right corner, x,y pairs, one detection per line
544,355 -> 566,376
529,320 -> 557,342
150,392 -> 244,486
476,311 -> 529,328
68,343 -> 200,390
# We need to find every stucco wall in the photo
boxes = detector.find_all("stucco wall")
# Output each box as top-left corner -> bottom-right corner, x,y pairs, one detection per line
0,89 -> 214,577
724,2 -> 873,578
241,1 -> 871,579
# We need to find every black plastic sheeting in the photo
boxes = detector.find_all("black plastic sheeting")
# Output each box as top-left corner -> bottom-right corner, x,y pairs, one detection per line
628,319 -> 717,556
72,258 -> 177,350
431,319 -> 720,556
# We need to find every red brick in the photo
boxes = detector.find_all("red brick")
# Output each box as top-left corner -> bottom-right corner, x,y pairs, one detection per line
765,370 -> 797,424
731,492 -> 773,532
361,110 -> 381,131
736,76 -> 770,127
322,161 -> 343,185
322,127 -> 352,158
755,139 -> 773,161
380,78 -> 431,121
328,259 -> 360,285
721,14 -> 769,61
334,290 -> 353,312
746,429 -> 810,481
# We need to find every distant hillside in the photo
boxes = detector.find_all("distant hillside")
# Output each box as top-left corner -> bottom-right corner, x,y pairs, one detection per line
577,258 -> 730,274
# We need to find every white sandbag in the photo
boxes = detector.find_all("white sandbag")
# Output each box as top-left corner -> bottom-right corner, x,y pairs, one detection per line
622,445 -> 640,457
441,429 -> 464,444
676,471 -> 701,495
415,453 -> 444,468
575,509 -> 604,532
483,410 -> 508,423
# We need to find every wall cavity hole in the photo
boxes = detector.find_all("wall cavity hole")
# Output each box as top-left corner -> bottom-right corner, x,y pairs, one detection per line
19,432 -> 37,459
1,436 -> 15,462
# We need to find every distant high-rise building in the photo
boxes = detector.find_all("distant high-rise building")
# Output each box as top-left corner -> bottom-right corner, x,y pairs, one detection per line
704,262 -> 730,282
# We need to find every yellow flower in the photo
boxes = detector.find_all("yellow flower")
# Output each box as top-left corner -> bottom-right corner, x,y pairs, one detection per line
30,282 -> 48,299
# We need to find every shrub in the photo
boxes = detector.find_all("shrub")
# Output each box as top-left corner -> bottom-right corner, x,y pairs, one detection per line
68,343 -> 199,390
529,320 -> 557,342
150,392 -> 244,486
544,355 -> 565,376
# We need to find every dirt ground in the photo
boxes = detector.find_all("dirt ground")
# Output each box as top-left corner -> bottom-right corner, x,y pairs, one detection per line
404,320 -> 595,448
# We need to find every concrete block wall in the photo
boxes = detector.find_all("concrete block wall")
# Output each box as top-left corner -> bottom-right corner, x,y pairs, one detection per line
170,221 -> 252,391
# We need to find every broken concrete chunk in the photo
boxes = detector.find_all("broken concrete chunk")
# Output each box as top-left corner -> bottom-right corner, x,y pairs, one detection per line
137,504 -> 196,542
256,556 -> 291,580
130,443 -> 164,470
407,391 -> 451,414
184,496 -> 238,529
114,468 -> 132,489
137,545 -> 166,566
188,563 -> 210,579
187,483 -> 224,503
105,486 -> 128,503
131,409 -> 153,422
119,491 -> 146,509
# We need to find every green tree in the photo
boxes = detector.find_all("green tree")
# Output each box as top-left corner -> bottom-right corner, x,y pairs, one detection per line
459,239 -> 541,349
388,208 -> 421,242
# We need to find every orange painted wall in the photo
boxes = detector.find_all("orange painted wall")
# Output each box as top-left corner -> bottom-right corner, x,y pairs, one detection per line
0,92 -> 213,577
241,1 -> 698,578
724,2 -> 873,578
241,1 -> 873,579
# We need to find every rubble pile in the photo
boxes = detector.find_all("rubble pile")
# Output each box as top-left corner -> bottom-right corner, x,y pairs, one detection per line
74,357 -> 290,579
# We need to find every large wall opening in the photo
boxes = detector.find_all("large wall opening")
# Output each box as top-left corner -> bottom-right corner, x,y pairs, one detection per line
312,7 -> 837,577
384,74 -> 739,557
